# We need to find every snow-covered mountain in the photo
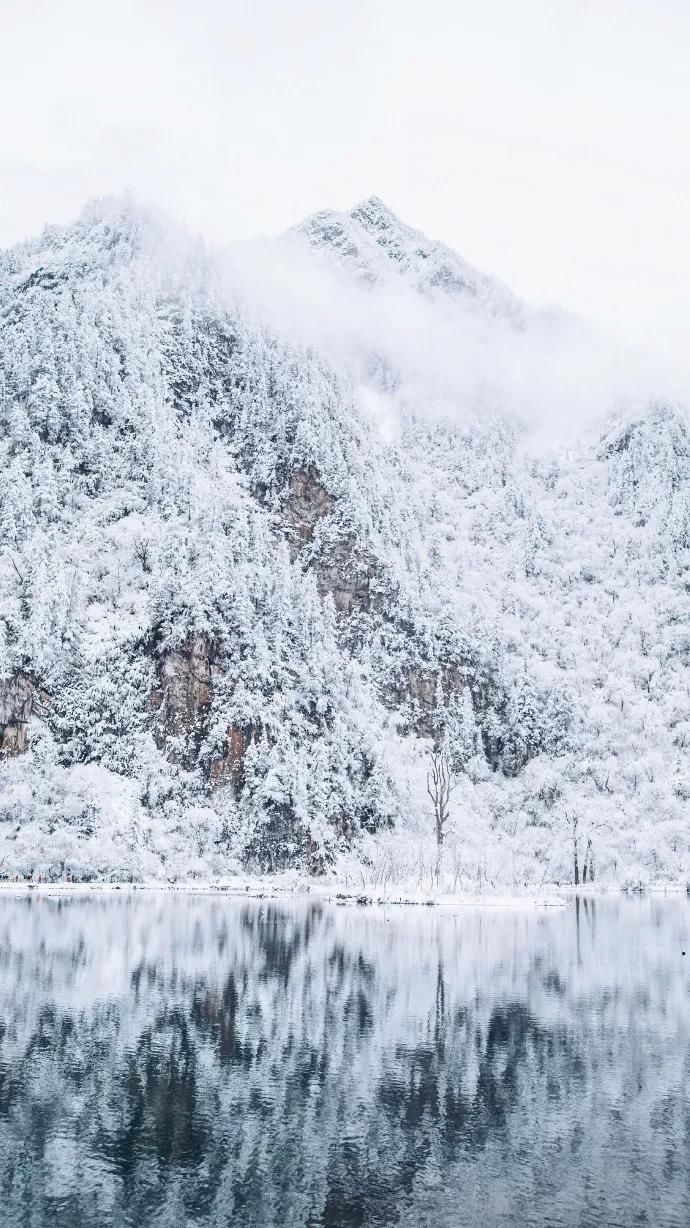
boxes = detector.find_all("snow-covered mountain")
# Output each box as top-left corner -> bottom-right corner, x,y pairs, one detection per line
292,194 -> 522,319
0,197 -> 688,887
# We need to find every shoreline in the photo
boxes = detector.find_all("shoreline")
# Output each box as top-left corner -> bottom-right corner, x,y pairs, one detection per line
0,878 -> 687,908
0,878 -> 572,909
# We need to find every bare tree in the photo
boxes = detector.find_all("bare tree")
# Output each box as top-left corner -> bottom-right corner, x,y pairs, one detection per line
133,537 -> 153,574
426,737 -> 458,887
565,811 -> 581,885
564,814 -> 604,886
582,837 -> 595,883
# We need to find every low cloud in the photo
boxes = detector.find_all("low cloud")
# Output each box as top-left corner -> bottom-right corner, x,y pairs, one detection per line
223,227 -> 689,446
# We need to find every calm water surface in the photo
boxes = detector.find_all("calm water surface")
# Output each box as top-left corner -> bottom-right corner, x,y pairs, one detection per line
0,893 -> 688,1227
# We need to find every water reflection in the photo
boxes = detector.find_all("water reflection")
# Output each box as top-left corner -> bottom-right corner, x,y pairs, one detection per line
0,894 -> 689,1227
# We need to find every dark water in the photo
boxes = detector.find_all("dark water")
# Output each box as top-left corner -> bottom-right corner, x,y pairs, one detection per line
0,893 -> 688,1227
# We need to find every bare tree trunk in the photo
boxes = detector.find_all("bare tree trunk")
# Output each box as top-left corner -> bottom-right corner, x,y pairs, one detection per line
582,836 -> 593,885
569,812 -> 580,886
427,743 -> 456,890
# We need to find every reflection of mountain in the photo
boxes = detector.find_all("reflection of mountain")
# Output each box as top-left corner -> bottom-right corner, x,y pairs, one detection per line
0,896 -> 688,1226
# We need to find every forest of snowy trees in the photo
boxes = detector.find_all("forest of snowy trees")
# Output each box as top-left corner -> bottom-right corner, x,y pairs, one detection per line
0,196 -> 689,888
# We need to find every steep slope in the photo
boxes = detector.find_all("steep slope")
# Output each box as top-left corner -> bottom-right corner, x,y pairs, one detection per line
0,198 -> 688,887
0,202 -> 402,876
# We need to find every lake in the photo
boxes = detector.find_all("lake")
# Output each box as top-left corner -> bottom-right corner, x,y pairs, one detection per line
0,892 -> 688,1227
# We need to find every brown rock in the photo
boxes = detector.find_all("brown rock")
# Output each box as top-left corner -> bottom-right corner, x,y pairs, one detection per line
314,539 -> 381,615
153,638 -> 218,767
286,468 -> 336,545
282,467 -> 383,617
0,673 -> 48,757
209,723 -> 256,792
390,664 -> 476,735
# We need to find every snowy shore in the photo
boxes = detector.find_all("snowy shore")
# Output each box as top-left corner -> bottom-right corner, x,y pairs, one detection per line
13,875 -> 689,909
0,875 -> 575,909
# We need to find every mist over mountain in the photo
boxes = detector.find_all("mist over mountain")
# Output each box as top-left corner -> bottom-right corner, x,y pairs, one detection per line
1,196 -> 689,888
293,194 -> 522,312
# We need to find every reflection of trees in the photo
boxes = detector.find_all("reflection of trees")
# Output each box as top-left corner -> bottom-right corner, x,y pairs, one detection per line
0,899 -> 687,1227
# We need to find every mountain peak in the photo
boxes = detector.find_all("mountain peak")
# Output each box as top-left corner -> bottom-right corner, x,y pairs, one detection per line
292,196 -> 522,319
349,195 -> 401,230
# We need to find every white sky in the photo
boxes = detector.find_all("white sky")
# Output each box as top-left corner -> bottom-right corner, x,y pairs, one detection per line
2,0 -> 689,353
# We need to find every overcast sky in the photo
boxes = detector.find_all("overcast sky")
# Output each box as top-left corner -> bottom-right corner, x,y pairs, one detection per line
2,0 -> 689,354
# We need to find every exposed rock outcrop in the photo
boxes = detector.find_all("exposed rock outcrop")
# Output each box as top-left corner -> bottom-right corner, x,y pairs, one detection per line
209,724 -> 256,792
285,468 -> 335,546
151,642 -> 257,792
314,539 -> 382,616
390,663 -> 481,736
0,673 -> 47,757
283,468 -> 384,616
150,639 -> 218,769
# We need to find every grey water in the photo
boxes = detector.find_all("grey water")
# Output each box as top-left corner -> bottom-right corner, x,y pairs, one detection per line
0,893 -> 688,1227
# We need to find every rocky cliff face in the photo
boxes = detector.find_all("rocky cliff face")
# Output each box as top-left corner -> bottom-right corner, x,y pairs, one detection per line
283,467 -> 385,616
150,639 -> 217,770
284,468 -> 335,547
208,723 -> 255,792
150,639 -> 257,793
0,674 -> 36,757
312,538 -> 383,616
